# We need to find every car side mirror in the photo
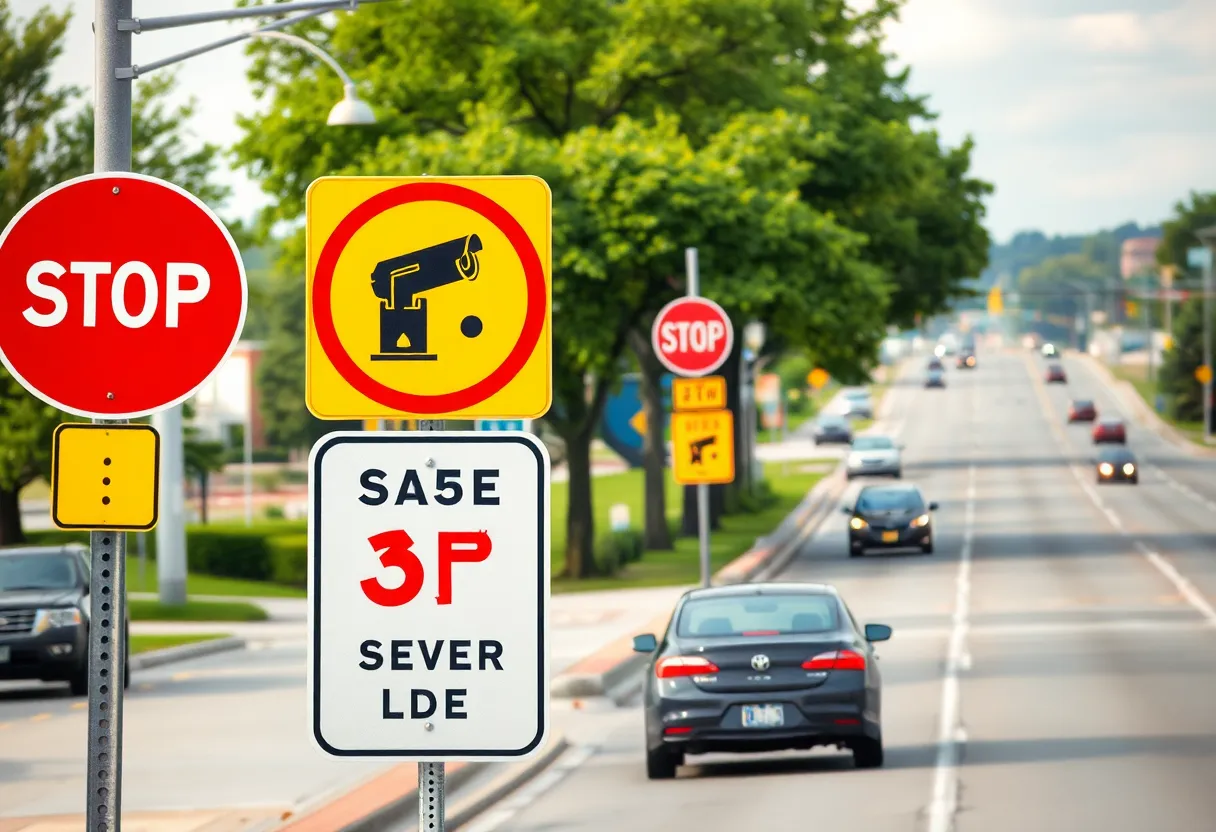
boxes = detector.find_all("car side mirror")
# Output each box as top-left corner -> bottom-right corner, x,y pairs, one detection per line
864,623 -> 892,642
928,501 -> 939,511
632,633 -> 658,653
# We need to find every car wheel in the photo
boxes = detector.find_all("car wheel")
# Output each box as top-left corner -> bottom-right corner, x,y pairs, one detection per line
849,542 -> 864,558
892,470 -> 902,479
921,540 -> 934,554
853,735 -> 884,769
1131,475 -> 1139,485
646,745 -> 679,780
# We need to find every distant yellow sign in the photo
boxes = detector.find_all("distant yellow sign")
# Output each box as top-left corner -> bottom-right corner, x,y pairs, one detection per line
987,286 -> 1004,316
807,368 -> 830,390
630,409 -> 647,435
1196,365 -> 1212,384
1126,300 -> 1139,318
673,375 -> 727,412
1163,335 -> 1174,351
306,176 -> 553,420
671,409 -> 735,485
51,423 -> 159,531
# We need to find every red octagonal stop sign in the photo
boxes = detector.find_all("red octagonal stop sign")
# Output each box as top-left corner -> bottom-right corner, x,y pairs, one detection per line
651,296 -> 734,377
0,172 -> 247,419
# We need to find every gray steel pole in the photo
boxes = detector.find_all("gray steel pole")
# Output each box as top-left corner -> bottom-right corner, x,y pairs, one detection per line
91,3 -> 132,828
1205,256 -> 1213,442
416,418 -> 446,829
684,248 -> 712,588
153,406 -> 188,605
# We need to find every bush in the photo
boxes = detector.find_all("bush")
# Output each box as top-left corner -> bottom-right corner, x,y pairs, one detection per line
186,530 -> 275,581
264,505 -> 286,520
267,533 -> 308,587
595,530 -> 644,575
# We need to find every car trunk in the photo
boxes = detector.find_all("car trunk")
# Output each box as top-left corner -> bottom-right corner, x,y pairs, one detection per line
680,636 -> 852,693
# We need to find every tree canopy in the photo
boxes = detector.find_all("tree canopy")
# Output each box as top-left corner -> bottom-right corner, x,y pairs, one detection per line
233,0 -> 991,575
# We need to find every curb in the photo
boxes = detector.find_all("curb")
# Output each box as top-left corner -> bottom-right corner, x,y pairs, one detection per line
129,636 -> 246,670
272,734 -> 569,832
1076,352 -> 1216,458
443,736 -> 571,829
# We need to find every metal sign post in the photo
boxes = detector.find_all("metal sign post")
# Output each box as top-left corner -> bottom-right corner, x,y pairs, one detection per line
90,2 -> 133,828
683,249 -> 712,589
417,417 -> 446,830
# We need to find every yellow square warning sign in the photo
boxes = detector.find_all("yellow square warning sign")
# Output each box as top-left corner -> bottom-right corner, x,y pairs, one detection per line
305,176 -> 552,420
671,409 -> 735,485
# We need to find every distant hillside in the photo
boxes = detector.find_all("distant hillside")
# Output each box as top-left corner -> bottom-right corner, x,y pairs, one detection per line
977,222 -> 1163,289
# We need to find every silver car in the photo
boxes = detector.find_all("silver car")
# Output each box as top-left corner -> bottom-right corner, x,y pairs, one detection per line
845,435 -> 902,480
836,388 -> 874,420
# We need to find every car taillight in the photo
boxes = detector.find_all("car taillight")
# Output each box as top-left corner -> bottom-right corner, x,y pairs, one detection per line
656,656 -> 720,678
801,649 -> 866,671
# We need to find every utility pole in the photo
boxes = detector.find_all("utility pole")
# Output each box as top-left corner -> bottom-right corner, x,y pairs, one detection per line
1193,231 -> 1216,442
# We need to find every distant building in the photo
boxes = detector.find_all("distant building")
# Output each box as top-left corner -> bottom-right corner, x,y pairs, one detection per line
190,340 -> 267,450
1121,237 -> 1161,279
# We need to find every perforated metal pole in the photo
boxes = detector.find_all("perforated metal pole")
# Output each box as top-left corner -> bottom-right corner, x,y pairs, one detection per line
90,2 -> 133,829
684,248 -> 712,588
416,417 -> 446,829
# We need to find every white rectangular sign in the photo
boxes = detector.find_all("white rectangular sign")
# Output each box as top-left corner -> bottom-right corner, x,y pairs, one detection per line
308,431 -> 550,760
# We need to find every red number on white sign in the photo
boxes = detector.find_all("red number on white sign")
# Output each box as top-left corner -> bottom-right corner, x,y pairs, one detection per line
361,529 -> 493,607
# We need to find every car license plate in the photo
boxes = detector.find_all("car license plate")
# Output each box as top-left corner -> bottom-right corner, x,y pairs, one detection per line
741,704 -> 784,728
882,530 -> 899,543
0,646 -> 9,663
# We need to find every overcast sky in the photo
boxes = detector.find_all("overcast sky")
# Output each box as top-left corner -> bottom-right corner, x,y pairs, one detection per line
31,0 -> 1216,243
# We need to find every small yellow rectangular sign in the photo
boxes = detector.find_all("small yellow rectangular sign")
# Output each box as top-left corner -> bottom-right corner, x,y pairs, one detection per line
671,409 -> 735,485
51,423 -> 160,531
672,375 -> 727,412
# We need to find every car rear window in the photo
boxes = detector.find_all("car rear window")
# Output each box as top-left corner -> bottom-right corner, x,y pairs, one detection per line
676,594 -> 840,638
856,488 -> 923,512
1072,400 -> 1093,408
852,437 -> 894,450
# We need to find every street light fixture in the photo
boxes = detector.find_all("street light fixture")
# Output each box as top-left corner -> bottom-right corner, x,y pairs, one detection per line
248,31 -> 376,125
743,320 -> 767,353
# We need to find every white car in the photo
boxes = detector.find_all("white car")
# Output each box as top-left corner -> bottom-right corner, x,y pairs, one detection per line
834,387 -> 874,420
846,435 -> 902,480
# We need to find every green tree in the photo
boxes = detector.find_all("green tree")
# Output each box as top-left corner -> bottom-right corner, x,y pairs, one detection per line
1159,299 -> 1210,423
1017,253 -> 1110,338
0,3 -> 229,544
232,0 -> 978,576
1158,192 -> 1216,270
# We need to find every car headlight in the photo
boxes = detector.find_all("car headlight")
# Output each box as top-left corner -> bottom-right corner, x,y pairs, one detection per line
1123,463 -> 1135,475
849,516 -> 868,530
32,607 -> 83,635
910,514 -> 930,528
1098,462 -> 1114,476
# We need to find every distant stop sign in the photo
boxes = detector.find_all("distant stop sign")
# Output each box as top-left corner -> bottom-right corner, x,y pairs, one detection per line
0,173 -> 247,419
651,297 -> 734,377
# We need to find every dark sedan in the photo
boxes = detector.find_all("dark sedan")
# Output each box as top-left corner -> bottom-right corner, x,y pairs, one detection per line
844,484 -> 938,556
812,414 -> 854,445
1092,419 -> 1127,444
1068,399 -> 1097,422
1097,447 -> 1138,484
632,583 -> 892,779
1045,363 -> 1067,383
925,368 -> 946,388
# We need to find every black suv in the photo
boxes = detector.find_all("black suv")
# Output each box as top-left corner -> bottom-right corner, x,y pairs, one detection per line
0,544 -> 129,695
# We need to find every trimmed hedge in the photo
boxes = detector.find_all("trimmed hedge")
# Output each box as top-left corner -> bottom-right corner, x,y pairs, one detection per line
595,529 -> 645,576
25,522 -> 309,585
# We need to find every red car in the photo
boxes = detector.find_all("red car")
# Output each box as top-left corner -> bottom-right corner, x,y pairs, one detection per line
1092,419 -> 1127,444
1045,364 -> 1067,383
1068,399 -> 1097,422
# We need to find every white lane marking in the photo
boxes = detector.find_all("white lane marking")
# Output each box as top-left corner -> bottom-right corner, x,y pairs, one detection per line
462,744 -> 597,832
896,619 -> 1212,639
927,462 -> 976,832
1027,354 -> 1216,628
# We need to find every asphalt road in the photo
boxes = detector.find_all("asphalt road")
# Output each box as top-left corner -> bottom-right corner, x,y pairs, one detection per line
477,349 -> 1216,832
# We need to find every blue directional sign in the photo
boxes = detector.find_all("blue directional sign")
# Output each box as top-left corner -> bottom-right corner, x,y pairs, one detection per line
476,419 -> 529,431
600,374 -> 672,468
